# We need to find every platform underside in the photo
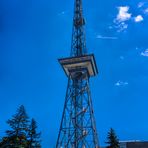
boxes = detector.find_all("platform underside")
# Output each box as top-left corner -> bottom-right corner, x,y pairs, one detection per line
58,54 -> 98,78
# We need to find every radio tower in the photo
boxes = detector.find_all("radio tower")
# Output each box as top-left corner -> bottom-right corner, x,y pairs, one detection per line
56,0 -> 99,147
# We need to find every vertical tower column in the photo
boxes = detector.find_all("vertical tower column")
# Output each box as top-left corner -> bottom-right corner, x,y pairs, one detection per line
56,55 -> 99,148
71,0 -> 86,56
56,0 -> 99,147
56,69 -> 99,148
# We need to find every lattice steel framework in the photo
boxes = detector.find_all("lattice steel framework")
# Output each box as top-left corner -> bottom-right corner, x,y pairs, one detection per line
71,0 -> 86,56
56,0 -> 99,147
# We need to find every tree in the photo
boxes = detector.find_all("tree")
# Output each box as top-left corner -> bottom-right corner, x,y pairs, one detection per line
1,105 -> 42,148
0,137 -> 9,148
6,105 -> 29,147
28,118 -> 41,148
106,128 -> 120,148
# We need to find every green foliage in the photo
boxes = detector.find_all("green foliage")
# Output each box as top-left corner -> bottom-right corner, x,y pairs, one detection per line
28,118 -> 41,148
0,135 -> 28,148
6,105 -> 29,147
0,105 -> 41,148
106,128 -> 120,148
6,105 -> 29,137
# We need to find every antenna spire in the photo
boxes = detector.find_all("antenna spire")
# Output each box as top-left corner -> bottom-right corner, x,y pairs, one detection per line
56,0 -> 100,147
71,0 -> 87,56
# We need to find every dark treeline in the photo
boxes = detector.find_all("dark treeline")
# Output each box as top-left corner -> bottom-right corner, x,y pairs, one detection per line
106,128 -> 120,148
0,105 -> 120,148
0,105 -> 41,148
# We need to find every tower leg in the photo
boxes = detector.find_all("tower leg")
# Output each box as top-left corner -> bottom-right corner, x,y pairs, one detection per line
56,73 -> 99,148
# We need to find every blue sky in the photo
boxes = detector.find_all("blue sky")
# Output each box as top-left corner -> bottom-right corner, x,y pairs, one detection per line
0,0 -> 148,147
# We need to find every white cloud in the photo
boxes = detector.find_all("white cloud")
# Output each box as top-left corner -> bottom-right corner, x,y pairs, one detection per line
136,47 -> 139,50
134,15 -> 144,22
116,22 -> 128,32
141,49 -> 148,57
116,6 -> 132,22
120,56 -> 124,60
114,6 -> 131,32
144,8 -> 148,14
96,35 -> 118,40
114,5 -> 146,32
108,26 -> 113,29
58,11 -> 67,16
138,2 -> 145,8
115,81 -> 129,86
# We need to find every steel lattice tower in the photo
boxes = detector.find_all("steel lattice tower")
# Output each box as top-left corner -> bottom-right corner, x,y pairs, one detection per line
56,0 -> 99,147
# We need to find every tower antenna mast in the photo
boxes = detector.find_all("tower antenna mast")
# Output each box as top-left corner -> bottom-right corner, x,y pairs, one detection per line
71,0 -> 86,56
56,0 -> 100,147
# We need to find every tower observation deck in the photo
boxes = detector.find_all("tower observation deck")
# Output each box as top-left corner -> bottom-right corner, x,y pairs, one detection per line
56,0 -> 99,147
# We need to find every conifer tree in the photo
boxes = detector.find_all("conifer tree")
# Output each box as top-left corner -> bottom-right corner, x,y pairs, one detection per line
6,105 -> 29,147
106,128 -> 120,148
28,118 -> 41,148
1,105 -> 42,148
